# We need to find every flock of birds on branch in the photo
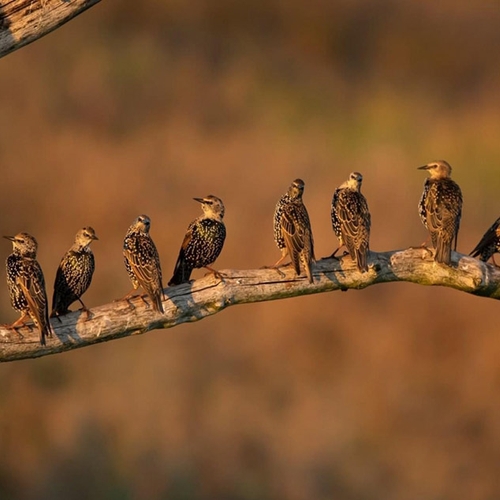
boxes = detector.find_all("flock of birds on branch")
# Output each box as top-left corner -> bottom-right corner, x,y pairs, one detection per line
2,160 -> 500,347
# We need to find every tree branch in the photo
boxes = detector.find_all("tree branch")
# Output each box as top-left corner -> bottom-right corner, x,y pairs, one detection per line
1,248 -> 499,362
0,0 -> 100,59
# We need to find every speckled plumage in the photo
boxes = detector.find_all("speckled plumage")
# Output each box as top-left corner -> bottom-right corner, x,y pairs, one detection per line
123,215 -> 164,313
52,227 -> 98,318
273,179 -> 315,283
418,160 -> 462,265
470,216 -> 500,265
168,195 -> 226,286
4,232 -> 52,346
331,172 -> 371,272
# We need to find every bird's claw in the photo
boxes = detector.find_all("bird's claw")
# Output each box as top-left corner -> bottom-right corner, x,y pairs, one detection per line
79,308 -> 94,321
275,267 -> 286,278
11,327 -> 24,340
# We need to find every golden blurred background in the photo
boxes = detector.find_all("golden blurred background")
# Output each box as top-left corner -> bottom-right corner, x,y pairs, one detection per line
1,0 -> 500,498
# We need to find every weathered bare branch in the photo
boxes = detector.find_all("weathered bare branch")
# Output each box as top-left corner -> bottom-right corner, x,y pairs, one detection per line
0,0 -> 100,59
1,248 -> 499,362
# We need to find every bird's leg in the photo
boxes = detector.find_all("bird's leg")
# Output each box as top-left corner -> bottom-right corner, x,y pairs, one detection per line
51,313 -> 63,323
270,250 -> 290,278
419,235 -> 431,248
116,289 -> 138,310
323,244 -> 348,260
330,246 -> 341,259
273,253 -> 288,268
421,245 -> 434,258
410,236 -> 433,256
410,236 -> 430,249
261,253 -> 289,269
492,254 -> 499,267
204,266 -> 225,282
139,294 -> 150,308
77,299 -> 93,320
7,312 -> 31,339
121,289 -> 137,300
260,259 -> 288,277
9,312 -> 30,329
325,245 -> 344,260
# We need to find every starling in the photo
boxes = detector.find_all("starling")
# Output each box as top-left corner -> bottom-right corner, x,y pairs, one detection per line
470,216 -> 500,265
4,232 -> 52,346
168,195 -> 226,286
273,179 -> 315,283
51,227 -> 98,319
123,215 -> 164,313
331,172 -> 371,272
418,160 -> 463,265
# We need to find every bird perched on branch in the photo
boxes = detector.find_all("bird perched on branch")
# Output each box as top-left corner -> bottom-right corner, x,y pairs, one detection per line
331,171 -> 371,272
51,227 -> 98,319
470,216 -> 500,266
273,179 -> 315,283
4,232 -> 52,345
123,215 -> 164,313
418,160 -> 462,265
168,195 -> 226,286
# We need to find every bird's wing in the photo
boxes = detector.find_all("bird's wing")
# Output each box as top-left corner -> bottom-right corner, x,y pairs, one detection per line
281,205 -> 306,254
331,189 -> 341,236
17,262 -> 48,329
124,238 -> 162,291
426,181 -> 462,241
470,216 -> 500,257
56,253 -> 81,291
180,225 -> 193,252
338,191 -> 370,250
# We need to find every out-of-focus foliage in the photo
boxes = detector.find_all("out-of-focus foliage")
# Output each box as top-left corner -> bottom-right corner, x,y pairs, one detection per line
1,1 -> 500,499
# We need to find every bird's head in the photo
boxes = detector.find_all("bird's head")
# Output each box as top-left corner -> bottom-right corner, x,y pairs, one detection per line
3,232 -> 38,257
287,179 -> 305,199
132,214 -> 152,233
194,195 -> 225,219
418,160 -> 452,179
75,226 -> 99,248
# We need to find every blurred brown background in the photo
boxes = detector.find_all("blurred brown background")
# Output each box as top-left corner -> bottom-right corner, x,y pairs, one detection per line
1,1 -> 500,499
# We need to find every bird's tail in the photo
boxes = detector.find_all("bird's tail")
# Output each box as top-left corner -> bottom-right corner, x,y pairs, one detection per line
301,248 -> 314,284
470,230 -> 494,261
19,281 -> 52,346
289,248 -> 301,279
355,246 -> 369,273
39,319 -> 52,347
38,301 -> 53,346
434,237 -> 452,265
149,288 -> 164,314
168,250 -> 193,286
469,246 -> 486,261
469,246 -> 480,258
50,295 -> 69,319
30,308 -> 52,346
